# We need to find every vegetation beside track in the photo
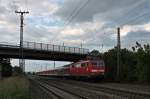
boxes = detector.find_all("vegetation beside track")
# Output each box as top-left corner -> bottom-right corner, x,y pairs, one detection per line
91,42 -> 150,83
0,75 -> 34,99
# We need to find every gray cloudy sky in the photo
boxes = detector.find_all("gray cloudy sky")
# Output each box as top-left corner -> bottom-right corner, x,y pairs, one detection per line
0,0 -> 150,71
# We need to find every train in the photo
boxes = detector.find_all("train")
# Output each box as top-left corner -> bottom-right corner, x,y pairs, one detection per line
37,58 -> 105,80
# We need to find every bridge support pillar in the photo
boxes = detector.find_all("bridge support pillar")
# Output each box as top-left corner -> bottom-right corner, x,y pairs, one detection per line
19,59 -> 25,72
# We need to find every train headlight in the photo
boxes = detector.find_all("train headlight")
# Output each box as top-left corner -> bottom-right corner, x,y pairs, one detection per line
91,69 -> 104,72
91,70 -> 98,72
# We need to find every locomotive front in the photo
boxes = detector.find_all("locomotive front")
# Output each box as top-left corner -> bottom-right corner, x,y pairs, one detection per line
88,60 -> 105,79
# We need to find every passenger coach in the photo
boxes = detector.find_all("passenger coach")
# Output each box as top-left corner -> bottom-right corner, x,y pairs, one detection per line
37,59 -> 105,80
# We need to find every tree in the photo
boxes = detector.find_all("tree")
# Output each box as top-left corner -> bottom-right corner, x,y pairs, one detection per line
120,48 -> 137,81
133,42 -> 150,82
90,49 -> 100,56
13,66 -> 23,76
1,58 -> 12,77
103,47 -> 117,80
89,49 -> 102,59
90,42 -> 150,82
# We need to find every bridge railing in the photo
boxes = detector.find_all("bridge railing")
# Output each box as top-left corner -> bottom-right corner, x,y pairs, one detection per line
23,41 -> 89,54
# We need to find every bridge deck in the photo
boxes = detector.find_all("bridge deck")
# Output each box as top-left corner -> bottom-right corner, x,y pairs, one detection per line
0,41 -> 89,61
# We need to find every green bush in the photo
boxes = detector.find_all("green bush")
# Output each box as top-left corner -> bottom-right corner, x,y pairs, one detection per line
0,76 -> 32,99
1,63 -> 12,77
90,42 -> 150,83
13,66 -> 23,76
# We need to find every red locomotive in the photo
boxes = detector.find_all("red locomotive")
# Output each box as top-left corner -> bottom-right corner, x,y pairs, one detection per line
37,59 -> 105,80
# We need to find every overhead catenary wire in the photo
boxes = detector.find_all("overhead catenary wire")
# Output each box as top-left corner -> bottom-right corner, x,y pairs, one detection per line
60,0 -> 91,33
58,0 -> 85,38
120,10 -> 150,27
111,0 -> 146,27
61,0 -> 149,52
112,1 -> 150,50
101,1 -> 150,49
65,0 -> 91,26
119,10 -> 150,50
58,0 -> 91,47
63,0 -> 83,25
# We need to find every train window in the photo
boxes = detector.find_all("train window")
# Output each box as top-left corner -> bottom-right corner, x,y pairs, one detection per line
92,62 -> 97,66
74,63 -> 81,67
99,62 -> 104,66
81,63 -> 87,67
92,61 -> 104,67
71,65 -> 74,67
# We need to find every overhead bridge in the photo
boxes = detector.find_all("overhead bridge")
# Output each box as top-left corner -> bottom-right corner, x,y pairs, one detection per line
0,41 -> 89,62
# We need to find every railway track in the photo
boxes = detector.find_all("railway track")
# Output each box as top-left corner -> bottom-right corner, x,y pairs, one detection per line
50,79 -> 150,99
30,79 -> 89,99
30,76 -> 150,99
56,79 -> 150,99
42,79 -> 124,99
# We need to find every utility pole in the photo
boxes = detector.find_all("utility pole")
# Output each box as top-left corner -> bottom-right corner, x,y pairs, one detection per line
54,61 -> 55,69
116,27 -> 121,81
15,10 -> 29,72
81,43 -> 83,48
40,64 -> 42,71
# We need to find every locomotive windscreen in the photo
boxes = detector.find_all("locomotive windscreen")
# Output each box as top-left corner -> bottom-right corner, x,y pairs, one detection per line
91,60 -> 104,67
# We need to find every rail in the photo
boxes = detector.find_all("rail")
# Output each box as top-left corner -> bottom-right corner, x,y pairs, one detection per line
29,78 -> 88,99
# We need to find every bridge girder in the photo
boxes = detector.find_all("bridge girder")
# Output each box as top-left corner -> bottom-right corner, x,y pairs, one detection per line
0,46 -> 88,62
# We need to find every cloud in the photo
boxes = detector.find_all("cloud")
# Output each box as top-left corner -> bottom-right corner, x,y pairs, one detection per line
60,27 -> 84,36
0,0 -> 61,43
125,30 -> 150,38
144,23 -> 150,32
0,0 -> 150,70
56,0 -> 147,24
121,22 -> 150,37
54,0 -> 149,50
121,30 -> 150,48
0,0 -> 149,47
121,25 -> 138,36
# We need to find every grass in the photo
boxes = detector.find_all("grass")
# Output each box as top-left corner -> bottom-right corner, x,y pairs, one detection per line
0,75 -> 33,99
